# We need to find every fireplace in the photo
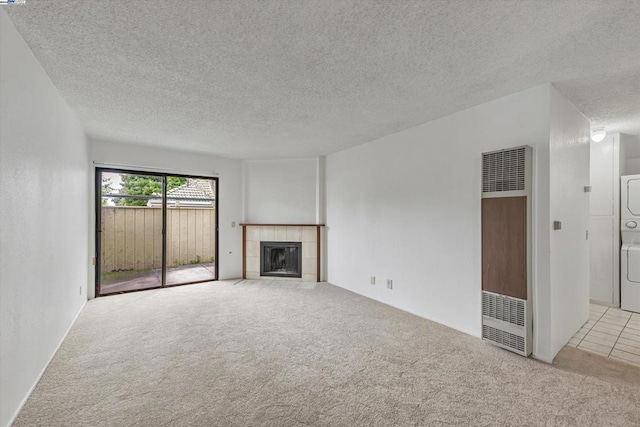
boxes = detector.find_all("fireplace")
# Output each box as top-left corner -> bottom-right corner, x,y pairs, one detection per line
241,224 -> 323,282
260,241 -> 302,278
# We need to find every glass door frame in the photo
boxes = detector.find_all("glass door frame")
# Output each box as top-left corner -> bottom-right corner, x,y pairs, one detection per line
95,167 -> 219,296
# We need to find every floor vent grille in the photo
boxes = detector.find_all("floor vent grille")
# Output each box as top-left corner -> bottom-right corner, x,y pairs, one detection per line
481,291 -> 530,356
482,325 -> 525,353
482,292 -> 525,326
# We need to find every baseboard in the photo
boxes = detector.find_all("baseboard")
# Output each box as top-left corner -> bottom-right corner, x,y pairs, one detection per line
589,299 -> 618,308
6,299 -> 87,427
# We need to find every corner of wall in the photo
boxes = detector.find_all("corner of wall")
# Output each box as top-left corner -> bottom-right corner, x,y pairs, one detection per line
241,159 -> 249,223
545,85 -> 591,359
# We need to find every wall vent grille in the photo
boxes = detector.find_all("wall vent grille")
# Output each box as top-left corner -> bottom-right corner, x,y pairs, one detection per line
482,325 -> 525,353
482,147 -> 526,193
482,292 -> 525,327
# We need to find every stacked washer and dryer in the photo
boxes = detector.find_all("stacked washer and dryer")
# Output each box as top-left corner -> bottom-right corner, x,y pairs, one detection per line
621,174 -> 640,313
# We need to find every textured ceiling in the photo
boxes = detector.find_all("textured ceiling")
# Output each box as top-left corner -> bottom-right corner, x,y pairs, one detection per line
4,0 -> 640,159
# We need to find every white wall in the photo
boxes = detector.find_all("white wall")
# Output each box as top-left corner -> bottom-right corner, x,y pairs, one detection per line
89,138 -> 244,295
548,86 -> 590,358
0,10 -> 89,427
244,158 -> 319,223
326,85 -> 552,345
326,84 -> 590,362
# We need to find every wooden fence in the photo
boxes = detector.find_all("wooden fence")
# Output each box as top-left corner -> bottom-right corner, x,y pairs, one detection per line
100,206 -> 216,272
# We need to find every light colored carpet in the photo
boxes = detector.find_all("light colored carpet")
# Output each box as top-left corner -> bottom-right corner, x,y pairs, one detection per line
14,280 -> 640,426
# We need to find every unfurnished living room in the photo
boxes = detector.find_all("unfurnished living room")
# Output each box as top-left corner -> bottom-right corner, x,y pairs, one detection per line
2,1 -> 640,426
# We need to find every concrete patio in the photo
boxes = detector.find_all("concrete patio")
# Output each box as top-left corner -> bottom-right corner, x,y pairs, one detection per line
100,263 -> 216,294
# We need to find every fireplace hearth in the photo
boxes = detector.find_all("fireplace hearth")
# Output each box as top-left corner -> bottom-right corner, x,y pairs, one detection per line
260,241 -> 302,278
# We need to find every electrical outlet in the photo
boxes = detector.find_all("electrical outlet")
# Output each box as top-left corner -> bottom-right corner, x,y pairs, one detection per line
387,279 -> 393,290
232,221 -> 236,228
79,286 -> 82,295
370,276 -> 376,285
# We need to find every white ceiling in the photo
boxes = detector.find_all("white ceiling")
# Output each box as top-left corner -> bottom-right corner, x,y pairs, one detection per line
5,0 -> 640,159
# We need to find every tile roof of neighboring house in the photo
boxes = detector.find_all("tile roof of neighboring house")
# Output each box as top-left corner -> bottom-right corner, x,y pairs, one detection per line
167,178 -> 215,200
148,178 -> 215,207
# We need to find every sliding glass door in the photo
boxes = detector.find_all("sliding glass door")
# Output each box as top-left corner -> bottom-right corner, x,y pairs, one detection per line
165,176 -> 217,285
96,169 -> 218,296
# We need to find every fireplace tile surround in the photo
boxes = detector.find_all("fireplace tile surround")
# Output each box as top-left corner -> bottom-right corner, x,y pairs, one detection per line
241,224 -> 323,282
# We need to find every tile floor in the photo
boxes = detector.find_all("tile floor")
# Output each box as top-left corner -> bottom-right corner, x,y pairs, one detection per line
568,303 -> 640,367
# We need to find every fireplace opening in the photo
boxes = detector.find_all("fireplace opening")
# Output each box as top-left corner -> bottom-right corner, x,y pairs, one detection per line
260,241 -> 302,278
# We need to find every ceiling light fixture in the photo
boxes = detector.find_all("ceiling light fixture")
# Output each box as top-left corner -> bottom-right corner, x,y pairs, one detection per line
591,128 -> 606,142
